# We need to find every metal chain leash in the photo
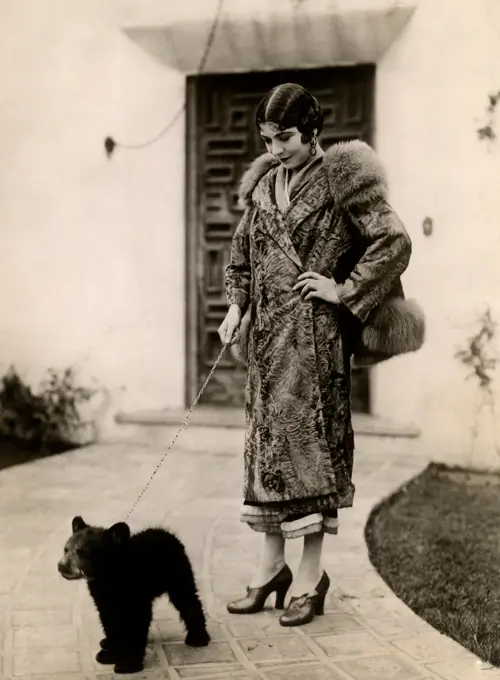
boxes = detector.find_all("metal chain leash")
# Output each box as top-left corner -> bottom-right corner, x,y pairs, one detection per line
124,343 -> 228,520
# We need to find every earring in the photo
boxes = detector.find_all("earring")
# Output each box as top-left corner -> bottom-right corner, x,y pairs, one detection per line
310,136 -> 317,156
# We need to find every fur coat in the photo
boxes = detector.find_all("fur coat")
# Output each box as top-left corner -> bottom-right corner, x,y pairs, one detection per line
224,140 -> 413,511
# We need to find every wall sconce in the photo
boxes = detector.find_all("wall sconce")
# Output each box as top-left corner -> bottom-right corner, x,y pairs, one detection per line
422,216 -> 433,237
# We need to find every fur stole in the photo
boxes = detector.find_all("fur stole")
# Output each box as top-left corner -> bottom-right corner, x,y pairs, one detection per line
237,139 -> 388,210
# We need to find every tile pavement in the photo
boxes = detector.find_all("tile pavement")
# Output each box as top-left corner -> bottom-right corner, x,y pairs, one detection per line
0,427 -> 499,679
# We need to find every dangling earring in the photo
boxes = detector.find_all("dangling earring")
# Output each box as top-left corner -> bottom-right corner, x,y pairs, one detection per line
310,136 -> 317,156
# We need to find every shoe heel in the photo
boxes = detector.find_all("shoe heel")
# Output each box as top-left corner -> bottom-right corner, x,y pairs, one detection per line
314,593 -> 327,616
275,582 -> 291,609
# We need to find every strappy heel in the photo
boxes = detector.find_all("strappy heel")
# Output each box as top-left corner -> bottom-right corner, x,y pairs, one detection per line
279,571 -> 330,626
227,564 -> 293,614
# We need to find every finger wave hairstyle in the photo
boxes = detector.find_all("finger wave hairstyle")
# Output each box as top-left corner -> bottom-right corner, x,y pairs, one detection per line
255,83 -> 324,143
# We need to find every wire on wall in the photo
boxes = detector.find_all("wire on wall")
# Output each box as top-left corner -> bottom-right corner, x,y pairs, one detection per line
105,0 -> 225,158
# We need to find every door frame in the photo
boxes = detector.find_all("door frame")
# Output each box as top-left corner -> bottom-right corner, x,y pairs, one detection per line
185,76 -> 201,407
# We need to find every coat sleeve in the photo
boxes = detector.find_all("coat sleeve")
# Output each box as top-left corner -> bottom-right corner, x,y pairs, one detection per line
335,198 -> 412,322
326,140 -> 412,323
224,207 -> 253,313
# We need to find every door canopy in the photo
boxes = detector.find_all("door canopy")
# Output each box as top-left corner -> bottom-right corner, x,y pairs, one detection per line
123,0 -> 417,74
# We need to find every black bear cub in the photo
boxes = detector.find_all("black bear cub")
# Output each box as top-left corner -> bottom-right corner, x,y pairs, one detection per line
58,516 -> 210,674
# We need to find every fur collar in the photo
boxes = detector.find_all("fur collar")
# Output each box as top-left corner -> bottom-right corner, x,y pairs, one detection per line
238,140 -> 388,210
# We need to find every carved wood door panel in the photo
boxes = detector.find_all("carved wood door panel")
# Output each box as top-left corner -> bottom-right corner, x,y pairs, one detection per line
186,66 -> 375,411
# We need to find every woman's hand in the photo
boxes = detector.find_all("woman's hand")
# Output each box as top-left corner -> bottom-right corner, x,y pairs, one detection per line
218,304 -> 242,345
293,271 -> 341,304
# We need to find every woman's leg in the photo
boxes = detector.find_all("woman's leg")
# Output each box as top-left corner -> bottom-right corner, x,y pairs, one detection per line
227,531 -> 291,614
249,533 -> 286,588
292,530 -> 324,596
279,529 -> 330,626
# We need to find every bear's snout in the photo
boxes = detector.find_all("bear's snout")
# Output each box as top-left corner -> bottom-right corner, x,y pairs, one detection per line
57,559 -> 82,580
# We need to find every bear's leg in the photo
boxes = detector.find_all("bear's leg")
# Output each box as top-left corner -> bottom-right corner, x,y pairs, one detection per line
168,577 -> 210,648
112,602 -> 152,674
94,601 -> 118,665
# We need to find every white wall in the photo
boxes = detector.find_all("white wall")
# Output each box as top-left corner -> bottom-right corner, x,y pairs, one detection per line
374,0 -> 500,468
0,1 -> 187,437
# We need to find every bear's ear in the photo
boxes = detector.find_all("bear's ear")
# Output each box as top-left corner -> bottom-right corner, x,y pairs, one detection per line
72,516 -> 87,533
107,522 -> 130,545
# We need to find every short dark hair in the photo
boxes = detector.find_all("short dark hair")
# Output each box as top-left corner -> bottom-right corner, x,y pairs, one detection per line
255,83 -> 324,141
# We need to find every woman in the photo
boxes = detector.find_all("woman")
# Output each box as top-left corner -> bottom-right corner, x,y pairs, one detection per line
218,82 -> 412,627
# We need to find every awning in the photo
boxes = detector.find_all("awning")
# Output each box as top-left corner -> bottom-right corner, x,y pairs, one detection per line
122,0 -> 417,74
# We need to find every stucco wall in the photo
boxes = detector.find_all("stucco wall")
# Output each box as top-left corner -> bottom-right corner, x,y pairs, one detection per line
0,1 -> 188,437
374,0 -> 500,467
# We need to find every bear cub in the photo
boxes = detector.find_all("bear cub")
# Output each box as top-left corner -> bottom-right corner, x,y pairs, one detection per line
58,516 -> 210,674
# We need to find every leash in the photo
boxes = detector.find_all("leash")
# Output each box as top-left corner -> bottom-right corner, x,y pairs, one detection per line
124,343 -> 228,521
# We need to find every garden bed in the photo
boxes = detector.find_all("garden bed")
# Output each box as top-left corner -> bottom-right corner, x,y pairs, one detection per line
365,461 -> 500,667
0,437 -> 78,472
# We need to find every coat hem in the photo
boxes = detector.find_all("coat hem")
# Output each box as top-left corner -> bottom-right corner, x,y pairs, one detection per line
242,487 -> 355,515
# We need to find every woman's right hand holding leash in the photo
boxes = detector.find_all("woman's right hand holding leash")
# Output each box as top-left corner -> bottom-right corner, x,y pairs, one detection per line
218,304 -> 242,345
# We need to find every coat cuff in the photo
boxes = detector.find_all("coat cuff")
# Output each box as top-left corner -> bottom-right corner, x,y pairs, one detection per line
226,289 -> 249,314
336,279 -> 372,323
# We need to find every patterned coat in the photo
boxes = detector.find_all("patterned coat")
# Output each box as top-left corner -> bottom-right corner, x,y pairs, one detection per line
225,140 -> 412,511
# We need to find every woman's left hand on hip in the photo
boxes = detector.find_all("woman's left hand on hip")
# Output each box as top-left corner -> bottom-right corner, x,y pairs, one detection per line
293,271 -> 340,304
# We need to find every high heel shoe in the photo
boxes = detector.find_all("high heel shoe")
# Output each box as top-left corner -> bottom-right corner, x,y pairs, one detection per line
226,564 -> 293,614
279,571 -> 330,627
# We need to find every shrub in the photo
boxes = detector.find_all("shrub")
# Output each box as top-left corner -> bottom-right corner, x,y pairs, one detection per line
0,366 -> 96,452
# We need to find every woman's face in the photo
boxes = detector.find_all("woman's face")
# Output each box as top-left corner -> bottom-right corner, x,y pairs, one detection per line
259,122 -> 313,170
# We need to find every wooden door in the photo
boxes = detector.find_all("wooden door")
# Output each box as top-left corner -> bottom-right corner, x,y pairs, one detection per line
186,66 -> 375,411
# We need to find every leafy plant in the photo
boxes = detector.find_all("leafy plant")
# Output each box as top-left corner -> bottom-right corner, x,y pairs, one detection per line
455,307 -> 500,465
0,365 -> 96,452
477,90 -> 500,142
455,307 -> 498,390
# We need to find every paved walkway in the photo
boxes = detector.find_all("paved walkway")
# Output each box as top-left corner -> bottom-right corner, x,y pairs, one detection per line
0,426 -> 499,680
